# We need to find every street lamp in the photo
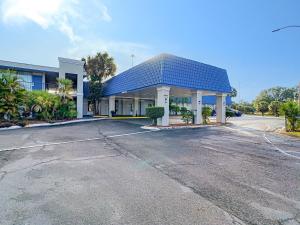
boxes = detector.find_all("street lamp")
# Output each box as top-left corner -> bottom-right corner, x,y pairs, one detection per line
272,25 -> 300,32
272,25 -> 300,105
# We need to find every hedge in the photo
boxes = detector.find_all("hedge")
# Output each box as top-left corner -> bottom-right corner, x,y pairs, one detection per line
145,107 -> 164,125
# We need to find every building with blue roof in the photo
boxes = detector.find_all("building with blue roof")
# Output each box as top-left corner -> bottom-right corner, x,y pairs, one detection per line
85,53 -> 232,125
1,53 -> 232,125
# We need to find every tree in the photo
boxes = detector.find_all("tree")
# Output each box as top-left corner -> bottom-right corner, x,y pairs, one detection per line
57,78 -> 77,119
255,101 -> 269,116
280,101 -> 300,132
26,91 -> 60,121
0,70 -> 26,120
254,86 -> 298,104
230,87 -> 237,98
82,52 -> 117,115
181,110 -> 194,124
268,101 -> 282,117
57,78 -> 73,103
202,106 -> 212,124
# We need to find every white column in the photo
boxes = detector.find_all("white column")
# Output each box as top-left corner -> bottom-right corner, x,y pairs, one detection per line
76,73 -> 83,118
134,97 -> 139,116
108,96 -> 116,117
156,86 -> 170,126
216,94 -> 226,124
58,57 -> 84,118
192,90 -> 203,124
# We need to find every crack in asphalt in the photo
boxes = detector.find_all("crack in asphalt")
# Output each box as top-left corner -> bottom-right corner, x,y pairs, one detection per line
100,131 -> 250,225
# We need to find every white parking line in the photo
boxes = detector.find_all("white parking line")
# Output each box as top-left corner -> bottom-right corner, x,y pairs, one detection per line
0,130 -> 158,152
263,133 -> 300,160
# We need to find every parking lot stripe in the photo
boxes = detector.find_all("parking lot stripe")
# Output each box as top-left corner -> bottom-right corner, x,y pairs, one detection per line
0,130 -> 158,152
263,134 -> 300,160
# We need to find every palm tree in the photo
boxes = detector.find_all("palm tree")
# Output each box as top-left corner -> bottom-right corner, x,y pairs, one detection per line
57,78 -> 73,103
0,70 -> 26,120
82,52 -> 117,114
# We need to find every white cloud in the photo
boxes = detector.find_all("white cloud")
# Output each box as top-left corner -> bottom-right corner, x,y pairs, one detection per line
0,0 -> 111,42
100,5 -> 112,22
0,0 -> 152,72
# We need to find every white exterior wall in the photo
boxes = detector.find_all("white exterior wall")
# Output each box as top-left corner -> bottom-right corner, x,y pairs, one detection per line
134,98 -> 139,116
216,94 -> 226,124
191,91 -> 203,124
100,99 -> 109,115
58,57 -> 85,119
156,86 -> 170,126
108,96 -> 116,117
122,99 -> 133,115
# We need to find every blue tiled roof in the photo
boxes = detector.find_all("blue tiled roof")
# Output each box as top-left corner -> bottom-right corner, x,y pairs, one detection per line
102,53 -> 231,96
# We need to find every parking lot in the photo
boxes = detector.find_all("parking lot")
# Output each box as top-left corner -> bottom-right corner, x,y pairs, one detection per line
0,118 -> 300,225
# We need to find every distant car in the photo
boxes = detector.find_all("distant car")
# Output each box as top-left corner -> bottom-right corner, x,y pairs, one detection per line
228,108 -> 243,117
210,108 -> 242,117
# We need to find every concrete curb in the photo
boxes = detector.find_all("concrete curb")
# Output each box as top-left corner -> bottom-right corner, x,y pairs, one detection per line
0,118 -> 107,131
141,124 -> 216,130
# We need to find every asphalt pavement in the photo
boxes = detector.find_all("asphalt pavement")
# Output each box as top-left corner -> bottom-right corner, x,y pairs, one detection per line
0,118 -> 299,225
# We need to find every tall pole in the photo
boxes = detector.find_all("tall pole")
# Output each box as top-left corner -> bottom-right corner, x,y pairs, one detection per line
272,25 -> 300,105
298,82 -> 300,105
131,54 -> 135,67
272,25 -> 300,32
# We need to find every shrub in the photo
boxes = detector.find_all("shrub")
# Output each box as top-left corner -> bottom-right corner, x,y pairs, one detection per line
170,104 -> 180,115
202,106 -> 212,124
181,110 -> 194,124
180,107 -> 187,114
26,91 -> 60,121
280,101 -> 300,132
0,70 -> 26,121
146,107 -> 164,125
269,101 -> 282,117
255,101 -> 269,116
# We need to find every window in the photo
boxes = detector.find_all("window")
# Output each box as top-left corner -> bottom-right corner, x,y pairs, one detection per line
17,72 -> 32,91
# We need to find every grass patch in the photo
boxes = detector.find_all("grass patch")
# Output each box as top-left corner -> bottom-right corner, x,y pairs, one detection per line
285,131 -> 300,138
281,129 -> 300,138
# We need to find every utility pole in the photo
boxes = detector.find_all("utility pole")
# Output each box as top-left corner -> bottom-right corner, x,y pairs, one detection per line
272,25 -> 300,32
272,25 -> 300,105
298,82 -> 300,105
131,54 -> 135,67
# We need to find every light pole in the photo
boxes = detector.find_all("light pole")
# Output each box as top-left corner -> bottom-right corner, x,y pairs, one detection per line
272,25 -> 300,32
131,54 -> 135,67
298,82 -> 300,106
272,25 -> 300,105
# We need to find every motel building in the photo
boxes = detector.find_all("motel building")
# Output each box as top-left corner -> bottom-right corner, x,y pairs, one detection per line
0,54 -> 232,126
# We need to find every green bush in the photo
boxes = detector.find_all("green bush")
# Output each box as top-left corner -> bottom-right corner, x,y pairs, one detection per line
269,101 -> 282,117
181,110 -> 194,124
145,107 -> 164,125
170,104 -> 180,115
180,107 -> 187,114
280,101 -> 300,132
26,91 -> 60,121
255,101 -> 269,116
0,70 -> 26,121
202,106 -> 212,124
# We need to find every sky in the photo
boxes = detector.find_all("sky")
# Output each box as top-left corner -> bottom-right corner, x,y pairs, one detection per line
0,0 -> 299,102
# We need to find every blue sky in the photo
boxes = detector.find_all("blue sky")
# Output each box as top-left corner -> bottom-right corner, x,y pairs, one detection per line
0,0 -> 299,102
